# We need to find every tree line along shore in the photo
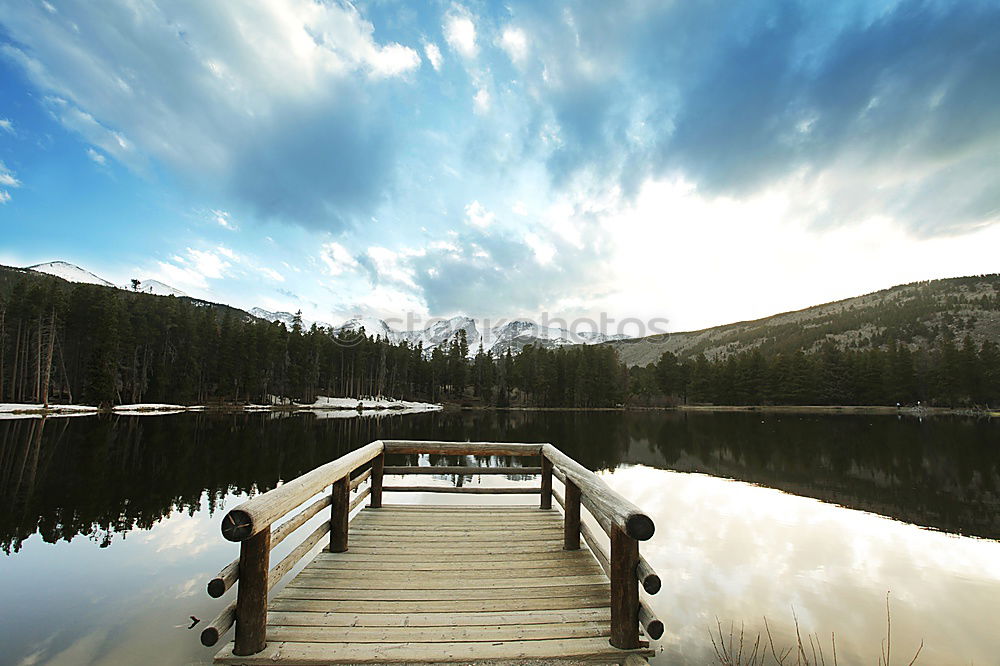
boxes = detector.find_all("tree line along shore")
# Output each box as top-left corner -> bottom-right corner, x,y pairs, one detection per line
1,269 -> 998,412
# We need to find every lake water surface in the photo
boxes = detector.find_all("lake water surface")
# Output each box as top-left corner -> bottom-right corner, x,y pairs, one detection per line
1,410 -> 998,665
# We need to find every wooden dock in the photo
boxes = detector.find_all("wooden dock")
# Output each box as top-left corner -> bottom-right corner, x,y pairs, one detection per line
200,441 -> 662,664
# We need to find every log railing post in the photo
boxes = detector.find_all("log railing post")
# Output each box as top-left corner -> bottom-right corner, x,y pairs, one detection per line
369,452 -> 384,508
330,475 -> 349,552
563,479 -> 581,550
610,524 -> 640,649
540,456 -> 553,510
233,529 -> 269,656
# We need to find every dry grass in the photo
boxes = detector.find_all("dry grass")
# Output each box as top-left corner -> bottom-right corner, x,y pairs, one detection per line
710,594 -> 923,666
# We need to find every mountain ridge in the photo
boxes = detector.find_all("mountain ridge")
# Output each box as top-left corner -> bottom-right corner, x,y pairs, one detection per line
609,274 -> 1000,366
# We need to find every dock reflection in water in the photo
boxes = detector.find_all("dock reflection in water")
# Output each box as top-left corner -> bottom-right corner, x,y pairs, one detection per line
0,410 -> 998,665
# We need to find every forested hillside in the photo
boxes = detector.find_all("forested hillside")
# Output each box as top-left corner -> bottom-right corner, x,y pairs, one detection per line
3,264 -> 998,410
0,266 -> 622,408
612,275 -> 1000,366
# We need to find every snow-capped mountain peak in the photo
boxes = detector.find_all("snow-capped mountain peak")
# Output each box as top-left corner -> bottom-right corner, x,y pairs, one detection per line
28,261 -> 116,287
251,307 -> 333,331
333,317 -> 401,344
134,279 -> 187,297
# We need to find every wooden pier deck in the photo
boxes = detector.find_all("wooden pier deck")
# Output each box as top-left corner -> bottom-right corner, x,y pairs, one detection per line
201,441 -> 662,665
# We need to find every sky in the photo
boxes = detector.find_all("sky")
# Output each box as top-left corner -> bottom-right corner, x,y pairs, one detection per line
0,0 -> 998,335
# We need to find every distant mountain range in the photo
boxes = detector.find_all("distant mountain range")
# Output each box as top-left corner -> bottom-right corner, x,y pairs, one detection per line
250,309 -> 630,357
27,261 -> 190,297
22,261 -> 630,357
609,274 -> 1000,366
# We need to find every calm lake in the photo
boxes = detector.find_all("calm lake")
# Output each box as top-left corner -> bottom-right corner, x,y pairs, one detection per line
1,410 -> 998,665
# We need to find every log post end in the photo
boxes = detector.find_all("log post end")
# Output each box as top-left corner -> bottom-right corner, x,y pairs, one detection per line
207,578 -> 226,598
222,509 -> 254,542
625,513 -> 655,541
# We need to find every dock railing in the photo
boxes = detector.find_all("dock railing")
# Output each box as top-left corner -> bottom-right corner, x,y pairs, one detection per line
201,439 -> 663,656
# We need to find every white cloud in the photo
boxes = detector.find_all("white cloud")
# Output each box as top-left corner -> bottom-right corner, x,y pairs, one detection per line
423,42 -> 442,71
464,200 -> 494,228
0,118 -> 13,133
443,9 -> 477,59
86,148 -> 106,165
367,42 -> 421,78
0,161 -> 21,203
512,201 -> 528,216
523,232 -> 556,265
259,266 -> 285,282
366,246 -> 422,288
211,209 -> 237,230
320,241 -> 359,275
144,247 -> 234,293
473,87 -> 491,114
0,162 -> 21,188
498,26 -> 528,65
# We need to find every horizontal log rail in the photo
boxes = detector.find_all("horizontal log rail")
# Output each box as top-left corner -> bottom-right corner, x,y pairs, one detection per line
222,441 -> 384,542
381,440 -> 544,456
384,465 -> 542,475
382,485 -> 541,494
542,444 -> 654,542
202,439 -> 664,657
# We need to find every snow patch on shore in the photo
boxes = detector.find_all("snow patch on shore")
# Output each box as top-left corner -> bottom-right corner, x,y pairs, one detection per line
0,397 -> 441,419
306,396 -> 442,412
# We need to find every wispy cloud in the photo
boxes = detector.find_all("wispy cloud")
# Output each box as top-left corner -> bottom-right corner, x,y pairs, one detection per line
0,161 -> 21,203
86,147 -> 106,165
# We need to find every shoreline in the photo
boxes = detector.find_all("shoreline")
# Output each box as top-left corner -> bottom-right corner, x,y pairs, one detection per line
444,403 -> 999,418
3,401 -> 996,419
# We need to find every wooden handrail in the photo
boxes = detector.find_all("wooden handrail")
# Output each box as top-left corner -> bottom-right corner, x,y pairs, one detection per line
542,444 -> 654,541
382,440 -> 544,455
222,441 -> 384,542
382,485 -> 541,494
384,465 -> 542,475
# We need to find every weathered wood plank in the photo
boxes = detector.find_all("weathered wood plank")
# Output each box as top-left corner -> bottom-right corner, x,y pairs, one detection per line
266,621 -> 611,643
330,544 -> 570,555
313,549 -> 594,563
374,504 -> 542,510
348,523 -> 560,534
343,531 -> 560,543
300,563 -> 604,578
276,584 -> 610,602
383,466 -> 542,475
288,573 -> 611,590
268,596 -> 611,614
266,608 -> 613,628
213,636 -> 652,664
307,558 -> 599,573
